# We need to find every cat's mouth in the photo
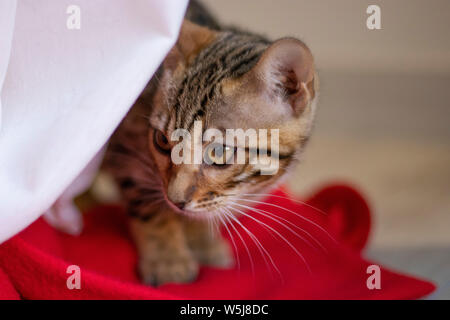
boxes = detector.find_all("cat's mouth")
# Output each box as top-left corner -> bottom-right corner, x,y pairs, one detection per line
158,185 -> 230,219
165,197 -> 226,220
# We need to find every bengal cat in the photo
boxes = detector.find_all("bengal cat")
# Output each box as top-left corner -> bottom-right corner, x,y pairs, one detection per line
103,0 -> 318,285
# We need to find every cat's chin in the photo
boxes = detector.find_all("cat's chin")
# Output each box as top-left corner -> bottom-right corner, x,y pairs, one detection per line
179,208 -> 225,221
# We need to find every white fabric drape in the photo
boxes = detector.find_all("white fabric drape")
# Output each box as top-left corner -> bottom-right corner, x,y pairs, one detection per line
0,0 -> 188,243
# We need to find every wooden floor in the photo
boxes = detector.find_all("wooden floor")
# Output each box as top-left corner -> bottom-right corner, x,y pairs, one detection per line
287,71 -> 450,299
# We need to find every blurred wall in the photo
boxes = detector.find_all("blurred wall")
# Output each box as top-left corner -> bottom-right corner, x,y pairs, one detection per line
202,0 -> 450,74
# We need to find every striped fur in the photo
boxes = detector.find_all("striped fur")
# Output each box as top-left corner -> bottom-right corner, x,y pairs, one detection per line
171,32 -> 270,131
102,0 -> 318,286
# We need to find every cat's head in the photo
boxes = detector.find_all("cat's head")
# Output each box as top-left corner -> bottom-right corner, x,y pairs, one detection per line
146,21 -> 318,218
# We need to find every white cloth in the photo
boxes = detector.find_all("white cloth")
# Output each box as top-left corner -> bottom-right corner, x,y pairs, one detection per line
0,0 -> 188,243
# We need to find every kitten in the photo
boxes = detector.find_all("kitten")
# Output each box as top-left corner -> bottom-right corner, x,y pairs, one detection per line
103,1 -> 318,286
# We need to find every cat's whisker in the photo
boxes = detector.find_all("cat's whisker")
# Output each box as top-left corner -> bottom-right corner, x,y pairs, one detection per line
107,147 -> 153,168
212,215 -> 220,235
138,192 -> 164,199
136,182 -> 163,194
153,72 -> 163,86
115,168 -> 161,185
241,193 -> 328,216
228,204 -> 280,242
136,113 -> 153,122
133,179 -> 162,187
223,208 -> 282,281
136,183 -> 165,193
231,202 -> 328,254
107,152 -> 158,180
230,197 -> 337,245
108,145 -> 159,176
125,173 -> 161,184
217,210 -> 241,271
206,215 -> 214,239
222,210 -> 255,276
142,199 -> 164,208
139,194 -> 165,203
136,189 -> 165,199
133,183 -> 164,195
227,204 -> 312,275
133,198 -> 164,209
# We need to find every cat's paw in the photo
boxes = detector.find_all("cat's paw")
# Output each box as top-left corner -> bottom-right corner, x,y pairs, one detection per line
138,251 -> 199,286
193,237 -> 234,269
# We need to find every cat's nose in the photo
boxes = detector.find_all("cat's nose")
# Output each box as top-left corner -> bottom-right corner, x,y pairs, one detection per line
174,202 -> 186,210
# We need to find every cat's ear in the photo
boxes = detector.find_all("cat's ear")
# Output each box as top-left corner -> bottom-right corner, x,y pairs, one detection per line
253,38 -> 316,116
165,20 -> 217,71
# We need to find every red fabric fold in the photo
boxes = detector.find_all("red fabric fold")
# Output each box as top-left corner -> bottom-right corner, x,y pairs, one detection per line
0,184 -> 435,300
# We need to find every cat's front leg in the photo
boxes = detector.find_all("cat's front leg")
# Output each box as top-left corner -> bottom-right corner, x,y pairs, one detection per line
183,218 -> 234,269
129,209 -> 199,286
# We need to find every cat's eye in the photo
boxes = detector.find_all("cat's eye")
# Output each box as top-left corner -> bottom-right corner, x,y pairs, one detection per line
153,129 -> 171,154
204,144 -> 234,167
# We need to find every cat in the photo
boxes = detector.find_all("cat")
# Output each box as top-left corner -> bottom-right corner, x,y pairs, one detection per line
103,0 -> 318,286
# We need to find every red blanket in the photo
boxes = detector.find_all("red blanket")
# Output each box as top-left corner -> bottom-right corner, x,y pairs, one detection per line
0,184 -> 435,300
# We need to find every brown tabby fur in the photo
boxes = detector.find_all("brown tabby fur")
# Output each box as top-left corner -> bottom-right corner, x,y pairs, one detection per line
102,1 -> 318,285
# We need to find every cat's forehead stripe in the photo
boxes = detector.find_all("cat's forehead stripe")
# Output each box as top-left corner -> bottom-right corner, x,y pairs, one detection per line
171,32 -> 270,132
